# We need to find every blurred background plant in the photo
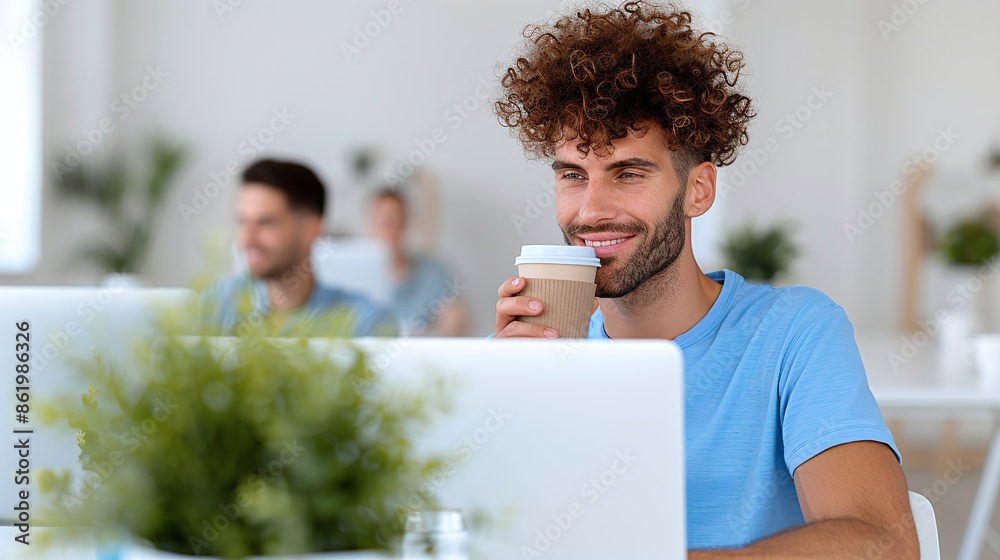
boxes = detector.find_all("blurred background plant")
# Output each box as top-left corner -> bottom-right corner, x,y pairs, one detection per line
348,144 -> 381,183
36,311 -> 450,558
937,213 -> 1000,266
56,135 -> 186,275
720,221 -> 800,283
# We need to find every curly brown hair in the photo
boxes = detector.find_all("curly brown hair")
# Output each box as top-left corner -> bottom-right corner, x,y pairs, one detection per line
495,1 -> 755,177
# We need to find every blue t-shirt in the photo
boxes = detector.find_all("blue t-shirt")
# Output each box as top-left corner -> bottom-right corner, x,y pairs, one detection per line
587,269 -> 899,549
201,276 -> 398,337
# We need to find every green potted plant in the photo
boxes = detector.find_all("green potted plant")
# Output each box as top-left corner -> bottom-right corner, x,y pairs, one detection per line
938,215 -> 1000,267
720,221 -> 799,284
934,212 -> 1000,338
38,320 -> 448,559
56,135 -> 186,283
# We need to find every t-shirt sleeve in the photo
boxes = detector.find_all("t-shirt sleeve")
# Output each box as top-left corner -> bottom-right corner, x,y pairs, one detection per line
779,304 -> 900,476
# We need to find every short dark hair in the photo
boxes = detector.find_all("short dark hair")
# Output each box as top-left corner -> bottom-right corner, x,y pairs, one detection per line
241,159 -> 326,216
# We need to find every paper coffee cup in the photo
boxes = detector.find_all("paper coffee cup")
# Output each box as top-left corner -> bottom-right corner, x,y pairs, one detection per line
514,245 -> 601,338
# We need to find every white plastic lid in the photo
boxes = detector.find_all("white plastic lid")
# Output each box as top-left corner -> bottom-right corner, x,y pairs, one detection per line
514,245 -> 601,267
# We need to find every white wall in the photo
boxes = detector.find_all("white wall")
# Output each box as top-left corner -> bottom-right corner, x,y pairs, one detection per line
716,0 -> 1000,330
853,0 -> 1000,328
7,0 -> 1000,335
723,0 -> 868,316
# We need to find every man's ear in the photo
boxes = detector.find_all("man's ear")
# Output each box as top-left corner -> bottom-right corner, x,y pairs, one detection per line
302,213 -> 324,244
685,162 -> 717,218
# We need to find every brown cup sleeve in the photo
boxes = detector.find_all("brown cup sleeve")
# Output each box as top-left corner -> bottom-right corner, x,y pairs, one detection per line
516,278 -> 597,338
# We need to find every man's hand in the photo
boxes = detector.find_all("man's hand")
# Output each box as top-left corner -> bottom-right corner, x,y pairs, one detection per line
494,276 -> 559,338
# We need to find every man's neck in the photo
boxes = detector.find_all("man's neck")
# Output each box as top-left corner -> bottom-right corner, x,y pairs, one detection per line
599,256 -> 723,340
265,270 -> 315,311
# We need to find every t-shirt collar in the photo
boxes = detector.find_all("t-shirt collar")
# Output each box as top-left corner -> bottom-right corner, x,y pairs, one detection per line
596,269 -> 737,348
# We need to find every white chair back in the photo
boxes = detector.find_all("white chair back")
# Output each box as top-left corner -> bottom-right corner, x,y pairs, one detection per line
909,491 -> 941,560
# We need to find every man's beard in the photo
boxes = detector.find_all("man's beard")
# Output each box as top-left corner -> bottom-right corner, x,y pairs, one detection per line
247,248 -> 304,282
562,189 -> 687,299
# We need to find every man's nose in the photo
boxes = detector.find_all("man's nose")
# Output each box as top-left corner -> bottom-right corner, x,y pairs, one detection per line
238,223 -> 257,246
577,179 -> 618,224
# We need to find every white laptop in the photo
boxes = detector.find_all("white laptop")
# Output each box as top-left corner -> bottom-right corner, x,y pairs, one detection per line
355,338 -> 686,559
0,285 -> 199,526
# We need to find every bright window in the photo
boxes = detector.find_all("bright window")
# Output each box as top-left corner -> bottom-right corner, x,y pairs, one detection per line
0,0 -> 43,273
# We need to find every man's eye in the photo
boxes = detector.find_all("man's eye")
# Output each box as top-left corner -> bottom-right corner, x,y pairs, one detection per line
562,172 -> 584,180
619,172 -> 641,179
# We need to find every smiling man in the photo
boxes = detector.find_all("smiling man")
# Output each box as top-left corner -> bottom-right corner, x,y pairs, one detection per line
491,2 -> 918,557
202,159 -> 396,337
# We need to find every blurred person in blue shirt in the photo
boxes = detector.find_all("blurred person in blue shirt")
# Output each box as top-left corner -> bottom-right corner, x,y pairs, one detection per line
368,188 -> 468,336
489,3 -> 918,558
202,159 -> 396,336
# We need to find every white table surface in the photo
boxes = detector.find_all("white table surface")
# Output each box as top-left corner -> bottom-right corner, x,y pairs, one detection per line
857,330 -> 1000,560
859,331 -> 1000,408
